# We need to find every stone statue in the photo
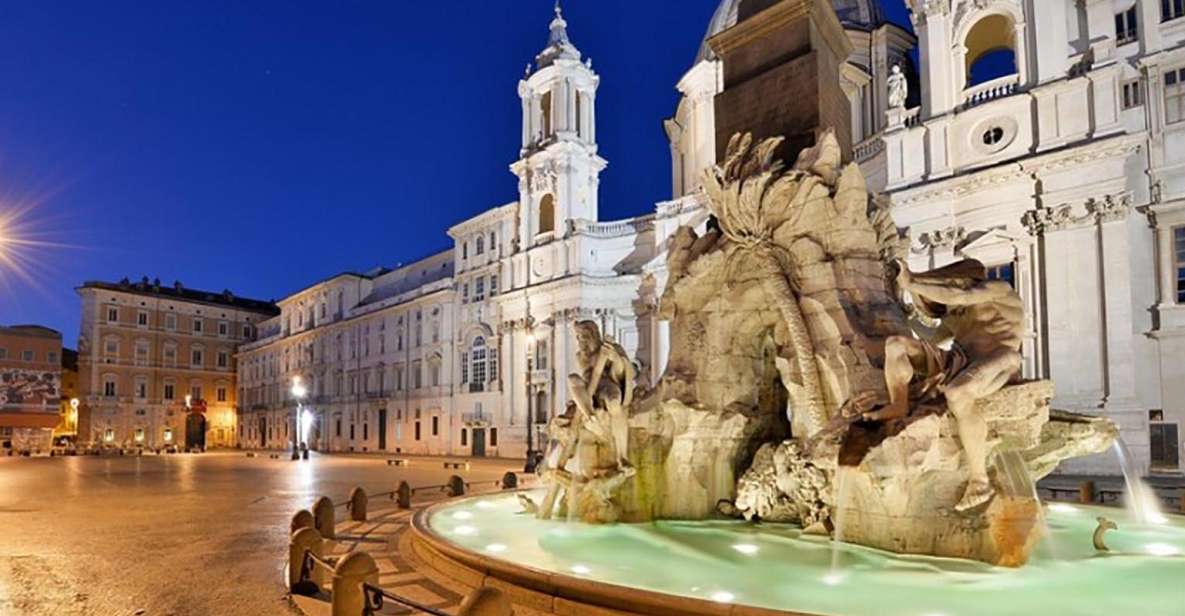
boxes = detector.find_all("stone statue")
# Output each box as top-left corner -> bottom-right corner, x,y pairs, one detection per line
568,320 -> 635,468
535,320 -> 636,522
863,258 -> 1024,511
887,64 -> 908,109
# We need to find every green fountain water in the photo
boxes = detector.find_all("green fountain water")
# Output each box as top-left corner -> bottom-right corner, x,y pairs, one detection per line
428,489 -> 1185,616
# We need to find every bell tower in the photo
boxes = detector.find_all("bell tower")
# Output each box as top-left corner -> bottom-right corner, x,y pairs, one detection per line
512,2 -> 607,246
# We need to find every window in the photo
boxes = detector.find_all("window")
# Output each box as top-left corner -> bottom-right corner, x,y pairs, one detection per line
430,362 -> 440,387
413,361 -> 423,389
415,421 -> 421,441
474,277 -> 485,302
164,383 -> 175,401
471,338 -> 488,387
1166,67 -> 1185,125
476,236 -> 485,255
363,423 -> 369,441
535,340 -> 549,371
191,385 -> 202,401
242,324 -> 251,339
193,318 -> 204,334
1116,7 -> 1138,45
461,352 -> 469,383
165,313 -> 177,331
137,311 -> 149,327
135,379 -> 147,399
104,337 -> 119,356
490,427 -> 498,447
490,232 -> 497,252
336,417 -> 342,437
462,282 -> 470,304
1122,80 -> 1144,110
191,348 -> 204,367
218,322 -> 229,337
163,344 -> 177,367
462,242 -> 469,260
21,350 -> 34,362
0,348 -> 6,360
107,307 -> 119,322
216,387 -> 227,402
1175,227 -> 1185,303
1151,423 -> 1180,468
461,428 -> 468,446
541,91 -> 553,136
350,424 -> 355,440
1165,0 -> 1185,22
217,351 -> 229,368
135,341 -> 149,366
982,127 -> 1005,146
432,416 -> 439,436
104,378 -> 117,397
539,194 -> 556,234
47,351 -> 58,364
490,274 -> 498,296
987,263 -> 1016,289
488,347 -> 498,382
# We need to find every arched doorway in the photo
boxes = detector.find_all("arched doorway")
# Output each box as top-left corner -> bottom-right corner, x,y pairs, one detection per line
963,14 -> 1018,88
185,412 -> 207,452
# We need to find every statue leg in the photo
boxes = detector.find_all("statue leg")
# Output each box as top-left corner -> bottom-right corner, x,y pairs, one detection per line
863,336 -> 926,422
568,374 -> 595,418
606,400 -> 630,467
950,349 -> 1023,512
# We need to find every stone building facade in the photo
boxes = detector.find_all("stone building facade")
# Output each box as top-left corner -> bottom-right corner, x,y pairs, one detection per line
237,0 -> 1184,476
0,325 -> 62,453
76,278 -> 278,449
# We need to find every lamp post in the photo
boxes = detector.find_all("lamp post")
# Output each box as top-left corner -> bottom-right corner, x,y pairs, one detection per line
291,376 -> 307,460
524,328 -> 537,473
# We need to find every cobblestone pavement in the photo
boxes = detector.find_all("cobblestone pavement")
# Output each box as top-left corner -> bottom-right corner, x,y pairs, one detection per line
0,451 -> 519,616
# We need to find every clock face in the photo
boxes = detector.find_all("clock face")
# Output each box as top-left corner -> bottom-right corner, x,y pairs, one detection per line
532,257 -> 549,279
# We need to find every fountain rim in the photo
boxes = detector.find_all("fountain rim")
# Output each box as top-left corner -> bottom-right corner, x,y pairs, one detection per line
410,489 -> 823,616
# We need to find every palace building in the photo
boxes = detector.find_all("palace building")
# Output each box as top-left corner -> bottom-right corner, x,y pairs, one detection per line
76,278 -> 278,450
234,0 -> 1184,477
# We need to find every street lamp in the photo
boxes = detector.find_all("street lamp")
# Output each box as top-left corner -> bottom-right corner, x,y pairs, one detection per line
524,329 -> 537,474
290,376 -> 307,460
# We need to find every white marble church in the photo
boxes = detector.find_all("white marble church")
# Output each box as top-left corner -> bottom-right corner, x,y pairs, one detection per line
237,0 -> 1185,476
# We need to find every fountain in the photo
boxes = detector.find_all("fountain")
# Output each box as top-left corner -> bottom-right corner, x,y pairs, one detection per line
1115,439 -> 1169,526
411,130 -> 1181,615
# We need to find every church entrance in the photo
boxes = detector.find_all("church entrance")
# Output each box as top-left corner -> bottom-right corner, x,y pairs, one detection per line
471,428 -> 486,458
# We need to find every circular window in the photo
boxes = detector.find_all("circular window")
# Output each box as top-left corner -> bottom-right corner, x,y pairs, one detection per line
983,127 -> 1005,146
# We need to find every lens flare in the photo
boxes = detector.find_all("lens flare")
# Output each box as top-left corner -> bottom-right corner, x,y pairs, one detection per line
0,200 -> 75,297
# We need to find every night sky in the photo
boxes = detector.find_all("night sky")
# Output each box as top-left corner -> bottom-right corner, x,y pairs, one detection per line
0,1 -> 911,346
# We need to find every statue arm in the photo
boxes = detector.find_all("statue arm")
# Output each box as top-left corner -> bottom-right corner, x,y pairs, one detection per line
908,280 -> 1013,306
586,350 -> 610,399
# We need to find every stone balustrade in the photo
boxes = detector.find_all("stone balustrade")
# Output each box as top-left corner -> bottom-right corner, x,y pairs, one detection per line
962,74 -> 1020,110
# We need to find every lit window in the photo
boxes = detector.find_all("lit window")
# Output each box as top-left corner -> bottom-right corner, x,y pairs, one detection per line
1166,68 -> 1185,125
1175,227 -> 1185,303
1122,80 -> 1144,110
1165,0 -> 1185,23
1115,8 -> 1138,45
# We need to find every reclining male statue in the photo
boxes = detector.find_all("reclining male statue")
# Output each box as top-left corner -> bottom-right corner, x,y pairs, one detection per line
862,258 -> 1024,512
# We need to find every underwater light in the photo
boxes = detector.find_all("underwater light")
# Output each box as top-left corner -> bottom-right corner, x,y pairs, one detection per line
822,573 -> 846,586
710,591 -> 734,603
732,543 -> 759,555
1145,543 -> 1180,557
453,511 -> 473,520
486,543 -> 507,553
453,525 -> 478,536
570,564 -> 591,575
1047,503 -> 1079,514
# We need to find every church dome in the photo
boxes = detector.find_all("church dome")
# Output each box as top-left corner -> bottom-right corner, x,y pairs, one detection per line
695,0 -> 886,64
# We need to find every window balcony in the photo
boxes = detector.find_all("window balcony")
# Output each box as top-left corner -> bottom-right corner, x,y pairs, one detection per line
962,74 -> 1020,110
462,411 -> 490,426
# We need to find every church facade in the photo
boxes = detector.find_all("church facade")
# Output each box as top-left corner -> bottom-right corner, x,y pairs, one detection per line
238,0 -> 1184,476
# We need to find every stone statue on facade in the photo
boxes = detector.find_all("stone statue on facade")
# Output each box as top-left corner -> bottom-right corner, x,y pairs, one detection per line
862,258 -> 1024,511
535,320 -> 636,522
887,64 -> 908,109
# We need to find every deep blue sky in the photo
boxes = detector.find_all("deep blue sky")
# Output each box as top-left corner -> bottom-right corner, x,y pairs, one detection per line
0,1 -> 910,346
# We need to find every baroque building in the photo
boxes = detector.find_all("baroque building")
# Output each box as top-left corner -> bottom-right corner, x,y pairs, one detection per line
76,278 -> 278,449
238,0 -> 1183,477
0,324 -> 62,453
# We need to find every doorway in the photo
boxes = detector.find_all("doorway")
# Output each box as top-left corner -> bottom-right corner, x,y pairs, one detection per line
1151,423 -> 1180,470
186,412 -> 207,451
258,417 -> 267,447
472,428 -> 486,458
378,409 -> 388,451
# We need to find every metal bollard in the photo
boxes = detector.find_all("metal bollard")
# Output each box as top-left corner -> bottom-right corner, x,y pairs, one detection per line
396,481 -> 412,509
349,487 -> 367,522
500,472 -> 518,490
447,475 -> 466,497
331,552 -> 379,616
288,527 -> 323,591
290,509 -> 315,535
1079,481 -> 1096,505
458,587 -> 514,616
313,496 -> 336,540
302,449 -> 309,460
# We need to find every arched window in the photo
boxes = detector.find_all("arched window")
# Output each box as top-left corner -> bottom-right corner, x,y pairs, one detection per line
964,15 -> 1017,88
475,235 -> 485,255
539,194 -> 555,234
470,337 -> 488,386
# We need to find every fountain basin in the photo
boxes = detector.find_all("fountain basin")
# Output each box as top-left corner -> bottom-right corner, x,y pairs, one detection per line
414,489 -> 1185,616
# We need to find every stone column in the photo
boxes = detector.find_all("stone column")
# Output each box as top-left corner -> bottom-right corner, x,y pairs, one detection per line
1080,0 -> 1117,63
1137,0 -> 1164,56
1013,21 -> 1030,86
914,5 -> 954,118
